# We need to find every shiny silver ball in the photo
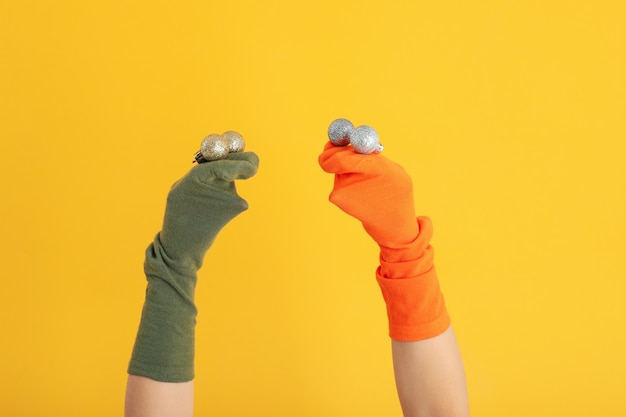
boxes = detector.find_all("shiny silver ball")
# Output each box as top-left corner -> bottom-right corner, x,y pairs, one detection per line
221,131 -> 245,153
328,118 -> 354,146
349,125 -> 383,154
200,134 -> 229,161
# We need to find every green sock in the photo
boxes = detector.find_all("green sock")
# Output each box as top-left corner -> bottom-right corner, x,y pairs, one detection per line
128,152 -> 259,382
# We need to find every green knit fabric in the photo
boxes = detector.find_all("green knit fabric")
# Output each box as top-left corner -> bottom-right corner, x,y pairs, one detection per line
128,152 -> 259,382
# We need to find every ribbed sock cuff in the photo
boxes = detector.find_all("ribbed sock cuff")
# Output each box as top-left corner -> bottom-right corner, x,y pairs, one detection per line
376,266 -> 450,341
127,239 -> 198,382
375,216 -> 450,341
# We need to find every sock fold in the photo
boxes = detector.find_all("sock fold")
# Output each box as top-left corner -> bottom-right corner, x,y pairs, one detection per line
127,234 -> 197,383
376,217 -> 450,341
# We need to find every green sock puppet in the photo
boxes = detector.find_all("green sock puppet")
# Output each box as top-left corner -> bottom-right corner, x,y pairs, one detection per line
128,151 -> 259,382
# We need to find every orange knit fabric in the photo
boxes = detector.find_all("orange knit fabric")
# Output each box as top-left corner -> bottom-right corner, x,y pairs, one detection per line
319,142 -> 450,341
318,141 -> 419,248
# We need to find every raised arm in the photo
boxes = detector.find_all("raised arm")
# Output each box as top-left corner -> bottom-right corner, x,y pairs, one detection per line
318,141 -> 469,417
125,151 -> 259,417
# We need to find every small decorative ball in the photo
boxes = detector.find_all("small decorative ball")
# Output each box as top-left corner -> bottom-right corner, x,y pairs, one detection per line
221,131 -> 245,153
349,125 -> 383,154
327,118 -> 354,146
200,134 -> 229,161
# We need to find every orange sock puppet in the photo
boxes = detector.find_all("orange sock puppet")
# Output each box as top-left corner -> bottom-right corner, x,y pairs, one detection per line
318,141 -> 450,341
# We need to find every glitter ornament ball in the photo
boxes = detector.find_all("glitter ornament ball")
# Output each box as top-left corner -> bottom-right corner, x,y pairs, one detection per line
349,125 -> 383,154
221,131 -> 245,153
193,130 -> 247,163
199,134 -> 229,162
327,118 -> 354,146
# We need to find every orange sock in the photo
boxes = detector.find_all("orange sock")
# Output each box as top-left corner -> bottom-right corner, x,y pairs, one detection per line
376,216 -> 450,341
319,142 -> 450,341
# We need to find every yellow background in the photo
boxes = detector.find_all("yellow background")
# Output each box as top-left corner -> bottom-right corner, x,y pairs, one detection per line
1,0 -> 625,415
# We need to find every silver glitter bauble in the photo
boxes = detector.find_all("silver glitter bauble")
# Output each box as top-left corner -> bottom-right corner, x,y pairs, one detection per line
221,130 -> 245,153
349,125 -> 383,154
199,134 -> 229,161
327,118 -> 354,146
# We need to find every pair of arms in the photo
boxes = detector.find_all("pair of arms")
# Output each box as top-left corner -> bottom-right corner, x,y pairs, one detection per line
125,143 -> 469,417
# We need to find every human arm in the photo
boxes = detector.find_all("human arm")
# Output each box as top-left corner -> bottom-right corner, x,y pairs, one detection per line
392,328 -> 468,417
125,151 -> 259,417
318,142 -> 469,417
125,376 -> 194,417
